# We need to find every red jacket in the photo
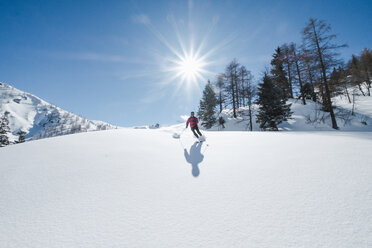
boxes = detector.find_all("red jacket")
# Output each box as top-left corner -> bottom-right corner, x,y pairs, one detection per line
186,116 -> 199,128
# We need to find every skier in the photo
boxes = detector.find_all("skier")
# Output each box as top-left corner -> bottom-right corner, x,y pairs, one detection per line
186,112 -> 203,141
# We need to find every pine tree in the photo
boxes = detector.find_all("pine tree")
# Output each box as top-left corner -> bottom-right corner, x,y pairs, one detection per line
271,47 -> 290,99
360,48 -> 372,96
198,80 -> 217,129
15,131 -> 26,144
218,116 -> 226,129
282,44 -> 295,98
215,74 -> 225,113
337,66 -> 351,103
328,67 -> 344,96
301,49 -> 318,102
255,73 -> 292,131
0,114 -> 11,147
348,55 -> 365,96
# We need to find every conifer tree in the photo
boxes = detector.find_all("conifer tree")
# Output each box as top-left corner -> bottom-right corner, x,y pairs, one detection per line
15,131 -> 26,144
218,116 -> 226,129
328,67 -> 344,96
360,48 -> 372,96
0,114 -> 11,147
337,66 -> 351,103
215,74 -> 225,113
271,47 -> 290,99
301,49 -> 318,102
349,55 -> 365,96
282,44 -> 295,98
255,73 -> 292,131
198,80 -> 217,129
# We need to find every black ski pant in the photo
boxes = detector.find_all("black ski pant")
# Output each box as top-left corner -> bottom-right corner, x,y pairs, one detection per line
191,126 -> 202,138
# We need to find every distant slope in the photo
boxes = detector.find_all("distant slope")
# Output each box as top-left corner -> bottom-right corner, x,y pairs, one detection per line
1,128 -> 371,247
0,82 -> 116,141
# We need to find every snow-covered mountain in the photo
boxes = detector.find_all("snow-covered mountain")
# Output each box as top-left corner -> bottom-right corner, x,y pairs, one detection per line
0,82 -> 116,141
1,127 -> 372,247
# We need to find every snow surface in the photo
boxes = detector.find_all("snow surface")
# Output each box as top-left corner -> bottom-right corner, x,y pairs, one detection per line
1,127 -> 372,247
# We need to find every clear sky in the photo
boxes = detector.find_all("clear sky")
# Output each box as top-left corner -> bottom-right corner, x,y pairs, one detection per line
1,0 -> 371,126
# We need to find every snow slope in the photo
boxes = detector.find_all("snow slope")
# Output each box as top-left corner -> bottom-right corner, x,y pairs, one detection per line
1,128 -> 372,247
0,82 -> 115,141
209,96 -> 372,131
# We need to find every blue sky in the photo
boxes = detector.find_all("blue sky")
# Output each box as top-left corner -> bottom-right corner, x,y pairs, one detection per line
1,0 -> 371,126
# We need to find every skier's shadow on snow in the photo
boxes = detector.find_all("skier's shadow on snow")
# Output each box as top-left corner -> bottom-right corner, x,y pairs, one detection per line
184,141 -> 204,177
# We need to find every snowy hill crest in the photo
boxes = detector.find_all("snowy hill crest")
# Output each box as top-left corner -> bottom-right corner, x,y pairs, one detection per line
0,82 -> 116,142
208,96 -> 372,132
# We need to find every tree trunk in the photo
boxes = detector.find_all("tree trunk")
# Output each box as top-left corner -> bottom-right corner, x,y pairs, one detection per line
219,91 -> 222,113
344,85 -> 351,103
311,20 -> 338,129
248,105 -> 253,131
284,50 -> 294,98
352,93 -> 356,115
231,77 -> 237,118
241,75 -> 246,107
307,66 -> 317,102
357,83 -> 366,96
294,50 -> 306,105
364,68 -> 371,96
234,74 -> 239,109
286,61 -> 294,98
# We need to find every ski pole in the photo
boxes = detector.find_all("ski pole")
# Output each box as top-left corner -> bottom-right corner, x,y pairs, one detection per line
180,127 -> 186,136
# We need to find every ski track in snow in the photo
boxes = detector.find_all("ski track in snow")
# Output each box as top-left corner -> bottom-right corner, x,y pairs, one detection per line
1,128 -> 372,248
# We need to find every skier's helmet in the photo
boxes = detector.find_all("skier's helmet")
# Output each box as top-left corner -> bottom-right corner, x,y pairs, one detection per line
191,111 -> 195,116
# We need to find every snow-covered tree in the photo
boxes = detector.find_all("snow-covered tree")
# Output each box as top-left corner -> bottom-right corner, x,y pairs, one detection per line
0,114 -> 11,147
15,130 -> 26,144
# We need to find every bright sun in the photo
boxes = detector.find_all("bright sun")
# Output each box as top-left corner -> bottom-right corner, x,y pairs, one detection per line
180,56 -> 199,77
171,52 -> 207,85
134,12 -> 233,96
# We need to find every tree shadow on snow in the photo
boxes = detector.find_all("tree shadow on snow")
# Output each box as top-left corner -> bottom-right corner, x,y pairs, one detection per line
184,141 -> 204,177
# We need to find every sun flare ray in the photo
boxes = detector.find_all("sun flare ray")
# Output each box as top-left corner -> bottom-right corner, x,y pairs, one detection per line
134,12 -> 235,99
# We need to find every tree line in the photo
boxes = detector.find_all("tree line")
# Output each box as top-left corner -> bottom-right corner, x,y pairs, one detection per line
0,113 -> 26,147
198,18 -> 372,130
